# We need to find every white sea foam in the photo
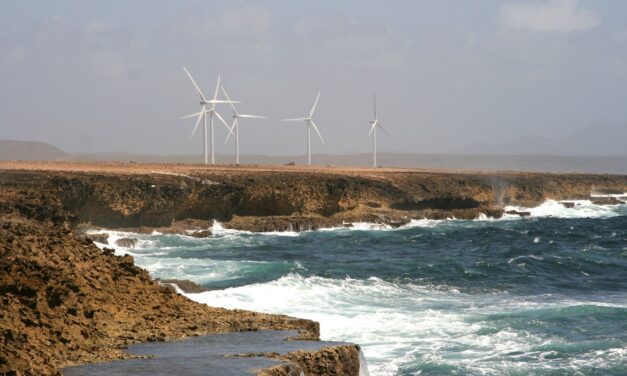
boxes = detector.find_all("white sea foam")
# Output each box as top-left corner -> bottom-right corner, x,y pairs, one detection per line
185,274 -> 627,375
211,220 -> 300,237
505,199 -> 625,219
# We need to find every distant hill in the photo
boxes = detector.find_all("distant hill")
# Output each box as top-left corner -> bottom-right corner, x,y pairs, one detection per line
459,123 -> 627,156
2,140 -> 626,174
0,140 -> 67,161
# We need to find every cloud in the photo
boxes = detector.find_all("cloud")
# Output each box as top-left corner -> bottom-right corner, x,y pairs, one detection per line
499,0 -> 600,33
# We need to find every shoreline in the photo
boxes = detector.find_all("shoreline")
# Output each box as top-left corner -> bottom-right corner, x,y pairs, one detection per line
1,161 -> 626,374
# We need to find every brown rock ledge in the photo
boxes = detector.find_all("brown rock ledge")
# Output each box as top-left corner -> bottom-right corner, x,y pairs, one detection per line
1,162 -> 625,234
257,345 -> 361,376
0,217 -> 318,375
1,161 -> 625,375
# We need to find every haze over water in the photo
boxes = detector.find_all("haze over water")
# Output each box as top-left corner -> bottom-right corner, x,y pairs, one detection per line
94,199 -> 627,375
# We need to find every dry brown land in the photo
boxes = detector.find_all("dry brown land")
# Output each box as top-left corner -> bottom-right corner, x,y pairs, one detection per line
3,160 -> 626,232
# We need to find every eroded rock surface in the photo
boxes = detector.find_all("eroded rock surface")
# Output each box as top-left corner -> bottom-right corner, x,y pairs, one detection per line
0,218 -> 318,375
1,164 -> 625,233
1,162 -> 625,375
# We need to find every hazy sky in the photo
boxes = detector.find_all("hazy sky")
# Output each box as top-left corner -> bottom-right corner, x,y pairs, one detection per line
1,0 -> 627,156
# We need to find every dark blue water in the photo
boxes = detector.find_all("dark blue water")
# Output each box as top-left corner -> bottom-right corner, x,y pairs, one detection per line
97,200 -> 627,375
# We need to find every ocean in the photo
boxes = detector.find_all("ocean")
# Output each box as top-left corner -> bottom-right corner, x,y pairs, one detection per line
92,198 -> 627,375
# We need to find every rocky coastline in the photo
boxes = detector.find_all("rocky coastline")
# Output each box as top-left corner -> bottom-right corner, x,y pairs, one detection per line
1,161 -> 626,375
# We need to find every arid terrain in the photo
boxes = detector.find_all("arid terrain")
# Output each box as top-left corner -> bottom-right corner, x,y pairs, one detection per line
2,161 -> 625,232
1,161 -> 626,375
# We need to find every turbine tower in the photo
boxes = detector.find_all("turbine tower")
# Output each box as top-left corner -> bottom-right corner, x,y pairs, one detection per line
369,93 -> 388,168
221,86 -> 265,166
283,91 -> 325,166
181,67 -> 235,165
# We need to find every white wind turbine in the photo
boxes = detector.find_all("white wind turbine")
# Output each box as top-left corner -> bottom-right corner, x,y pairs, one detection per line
221,86 -> 265,166
283,91 -> 325,166
369,93 -> 388,168
181,67 -> 236,165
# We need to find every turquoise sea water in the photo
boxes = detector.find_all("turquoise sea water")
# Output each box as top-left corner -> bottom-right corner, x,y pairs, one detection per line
93,199 -> 627,375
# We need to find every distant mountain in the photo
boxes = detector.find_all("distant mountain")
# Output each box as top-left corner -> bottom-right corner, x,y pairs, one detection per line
0,140 -> 67,161
459,123 -> 627,156
2,139 -> 626,174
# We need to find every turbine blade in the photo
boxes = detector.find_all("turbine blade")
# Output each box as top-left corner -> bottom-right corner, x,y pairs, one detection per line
220,86 -> 238,114
309,91 -> 321,117
283,118 -> 308,122
369,121 -> 377,136
181,111 -> 202,120
213,75 -> 221,101
213,110 -> 231,130
310,119 -> 325,145
238,114 -> 265,119
183,67 -> 207,102
378,123 -> 389,135
224,119 -> 237,143
190,105 -> 206,138
373,92 -> 377,119
207,99 -> 241,104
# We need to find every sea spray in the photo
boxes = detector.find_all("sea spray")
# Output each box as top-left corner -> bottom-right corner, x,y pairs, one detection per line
359,347 -> 371,376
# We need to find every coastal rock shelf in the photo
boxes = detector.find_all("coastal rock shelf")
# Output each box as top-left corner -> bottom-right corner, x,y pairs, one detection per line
1,161 -> 625,375
0,216 -> 318,375
63,330 -> 361,376
2,162 -> 625,234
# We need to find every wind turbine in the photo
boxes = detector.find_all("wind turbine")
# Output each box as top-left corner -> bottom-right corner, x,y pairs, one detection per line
369,93 -> 388,168
221,86 -> 265,166
283,91 -> 325,166
181,67 -> 236,165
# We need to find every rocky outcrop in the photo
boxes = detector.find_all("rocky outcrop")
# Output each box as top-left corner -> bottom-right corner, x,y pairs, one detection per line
158,279 -> 207,293
1,167 -> 625,233
591,197 -> 625,205
0,217 -> 318,375
85,232 -> 109,244
257,345 -> 361,376
0,162 -> 625,375
115,237 -> 137,248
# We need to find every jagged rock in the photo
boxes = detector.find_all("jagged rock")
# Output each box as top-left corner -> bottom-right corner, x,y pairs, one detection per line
0,217 -> 319,375
1,162 -> 626,375
561,202 -> 575,208
259,345 -> 361,376
1,167 -> 626,231
592,188 -> 623,195
158,279 -> 207,294
115,238 -> 137,248
591,197 -> 624,205
506,210 -> 531,217
86,233 -> 109,244
102,247 -> 115,256
187,229 -> 212,238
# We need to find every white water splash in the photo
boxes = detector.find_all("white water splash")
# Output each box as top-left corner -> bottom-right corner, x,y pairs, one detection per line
185,273 -> 627,376
505,199 -> 625,219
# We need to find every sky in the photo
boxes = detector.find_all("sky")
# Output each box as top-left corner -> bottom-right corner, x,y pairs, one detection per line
1,0 -> 627,156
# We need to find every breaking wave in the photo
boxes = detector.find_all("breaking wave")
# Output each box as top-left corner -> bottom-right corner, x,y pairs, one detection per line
84,197 -> 627,375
